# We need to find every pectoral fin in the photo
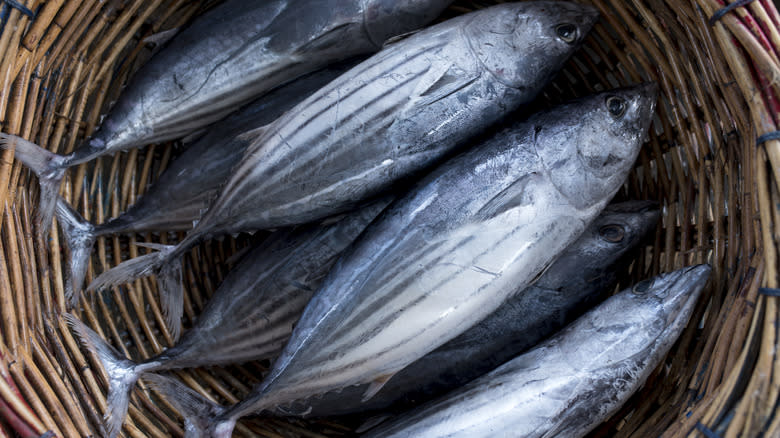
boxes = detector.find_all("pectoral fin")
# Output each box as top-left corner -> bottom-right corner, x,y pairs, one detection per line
413,63 -> 479,108
381,29 -> 420,48
143,27 -> 180,47
236,124 -> 268,142
362,372 -> 397,402
295,22 -> 360,54
355,414 -> 394,433
476,173 -> 539,220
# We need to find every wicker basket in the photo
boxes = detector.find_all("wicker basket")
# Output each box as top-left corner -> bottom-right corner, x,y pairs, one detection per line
0,0 -> 777,436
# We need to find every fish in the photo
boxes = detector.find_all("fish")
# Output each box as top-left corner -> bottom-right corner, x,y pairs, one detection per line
299,200 -> 660,417
65,197 -> 392,438
87,1 -> 601,339
0,0 -> 454,232
66,199 -> 654,436
66,200 -> 656,436
54,62 -> 358,304
147,83 -> 658,437
361,265 -> 711,438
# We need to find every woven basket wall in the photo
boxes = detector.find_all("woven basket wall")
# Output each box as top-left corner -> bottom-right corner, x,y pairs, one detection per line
0,0 -> 778,437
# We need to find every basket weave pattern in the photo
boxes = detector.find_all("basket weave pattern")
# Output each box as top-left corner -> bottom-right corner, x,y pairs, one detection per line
0,0 -> 778,437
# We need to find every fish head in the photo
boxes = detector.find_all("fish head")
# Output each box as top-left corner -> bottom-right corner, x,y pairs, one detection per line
568,265 -> 709,370
362,0 -> 454,47
587,200 -> 661,258
464,1 -> 598,89
533,83 -> 658,210
610,265 -> 710,357
537,200 -> 660,292
647,264 -> 711,333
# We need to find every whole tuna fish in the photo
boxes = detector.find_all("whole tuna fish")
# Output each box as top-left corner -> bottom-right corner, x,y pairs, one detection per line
300,200 -> 660,417
0,0 -> 454,232
362,265 -> 711,438
150,83 -> 656,437
87,2 -> 600,339
65,198 -> 391,438
54,62 -> 357,304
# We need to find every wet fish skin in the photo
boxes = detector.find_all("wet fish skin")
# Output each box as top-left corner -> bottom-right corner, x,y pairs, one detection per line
66,198 -> 391,438
67,199 -> 652,436
93,63 -> 358,234
364,265 -> 711,438
1,0 -> 453,233
203,1 -> 600,234
88,0 -> 454,154
87,2 -> 600,340
300,200 -> 660,417
55,63 -> 357,303
194,83 -> 658,436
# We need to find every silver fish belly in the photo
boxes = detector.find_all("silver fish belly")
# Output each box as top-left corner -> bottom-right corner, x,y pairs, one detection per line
152,198 -> 393,368
300,200 -> 660,416
210,84 -> 657,435
86,1 -> 600,340
66,198 -> 391,438
365,265 -> 711,438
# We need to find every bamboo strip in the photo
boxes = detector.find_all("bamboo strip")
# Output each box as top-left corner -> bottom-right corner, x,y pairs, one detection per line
0,0 -> 773,436
4,348 -> 62,437
2,202 -> 27,352
29,335 -> 91,436
42,317 -> 102,434
0,369 -> 45,434
15,347 -> 79,437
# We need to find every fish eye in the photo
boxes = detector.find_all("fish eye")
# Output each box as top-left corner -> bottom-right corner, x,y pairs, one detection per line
632,279 -> 654,294
599,224 -> 625,243
556,24 -> 578,43
606,96 -> 627,118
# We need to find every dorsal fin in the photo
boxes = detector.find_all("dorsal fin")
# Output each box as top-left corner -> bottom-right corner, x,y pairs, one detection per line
382,29 -> 421,48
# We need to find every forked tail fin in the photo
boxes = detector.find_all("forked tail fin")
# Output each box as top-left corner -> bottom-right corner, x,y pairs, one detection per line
0,133 -> 69,235
65,313 -> 142,438
86,243 -> 185,340
143,373 -> 235,438
55,198 -> 96,307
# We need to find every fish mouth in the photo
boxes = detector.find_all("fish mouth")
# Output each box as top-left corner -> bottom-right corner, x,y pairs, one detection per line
663,264 -> 711,329
577,4 -> 600,38
635,82 -> 659,133
580,4 -> 600,24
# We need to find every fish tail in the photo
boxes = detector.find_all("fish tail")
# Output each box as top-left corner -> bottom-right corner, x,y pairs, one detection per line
158,249 -> 184,341
55,198 -> 96,307
65,313 -> 142,438
0,133 -> 69,235
143,373 -> 234,438
86,242 -> 185,340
